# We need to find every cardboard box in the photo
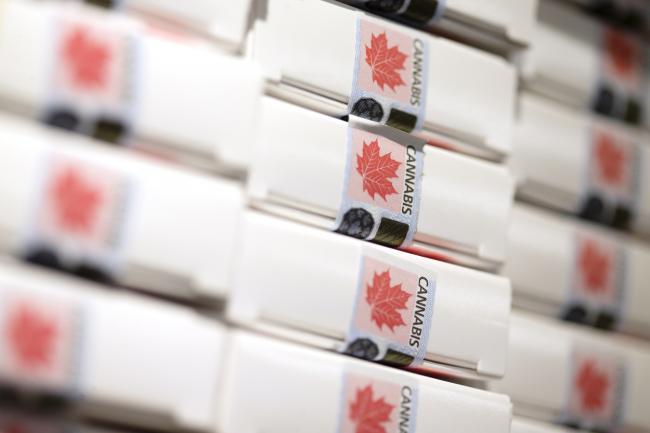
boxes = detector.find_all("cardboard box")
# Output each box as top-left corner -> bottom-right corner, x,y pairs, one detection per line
490,311 -> 650,433
228,211 -> 511,379
0,261 -> 227,432
511,92 -> 650,237
0,112 -> 242,300
252,0 -> 517,159
217,330 -> 513,433
0,0 -> 262,171
248,97 -> 514,268
504,203 -> 650,338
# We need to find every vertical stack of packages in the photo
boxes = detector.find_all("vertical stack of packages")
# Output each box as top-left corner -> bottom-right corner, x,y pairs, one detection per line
223,0 -> 533,431
494,1 -> 650,433
0,0 -> 258,431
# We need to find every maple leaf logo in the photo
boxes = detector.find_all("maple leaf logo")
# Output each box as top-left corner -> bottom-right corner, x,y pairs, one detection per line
62,26 -> 111,90
595,133 -> 625,186
49,167 -> 103,235
356,139 -> 401,201
579,240 -> 611,294
605,31 -> 636,78
349,385 -> 394,433
5,303 -> 58,370
365,32 -> 407,92
576,360 -> 610,413
365,270 -> 410,332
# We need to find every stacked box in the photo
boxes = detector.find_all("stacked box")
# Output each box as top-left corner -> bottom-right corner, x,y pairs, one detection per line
503,0 -> 650,431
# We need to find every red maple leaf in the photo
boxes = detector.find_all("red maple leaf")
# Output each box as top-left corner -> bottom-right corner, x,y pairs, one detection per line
49,167 -> 103,235
62,26 -> 111,90
365,270 -> 410,332
605,30 -> 636,78
6,303 -> 58,369
576,360 -> 609,413
365,32 -> 407,92
356,139 -> 401,201
595,133 -> 625,186
579,240 -> 611,294
349,385 -> 394,433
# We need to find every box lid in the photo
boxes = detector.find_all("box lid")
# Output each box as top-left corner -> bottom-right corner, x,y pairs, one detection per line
217,330 -> 512,433
228,210 -> 511,378
0,112 -> 242,300
248,97 -> 514,267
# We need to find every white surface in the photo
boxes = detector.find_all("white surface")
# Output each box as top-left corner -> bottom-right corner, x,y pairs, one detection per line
124,0 -> 253,49
0,112 -> 243,300
0,0 -> 262,170
228,211 -> 511,378
218,330 -> 512,433
504,204 -> 650,338
0,260 -> 226,431
248,97 -> 514,265
253,0 -> 516,156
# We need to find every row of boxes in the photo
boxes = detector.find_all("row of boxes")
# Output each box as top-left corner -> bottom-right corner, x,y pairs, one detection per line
507,1 -> 650,432
2,258 -> 649,432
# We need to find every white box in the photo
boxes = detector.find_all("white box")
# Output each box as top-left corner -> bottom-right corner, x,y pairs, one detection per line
511,92 -> 650,237
228,211 -> 511,379
489,311 -> 650,433
217,330 -> 512,433
0,260 -> 227,432
252,0 -> 517,159
248,97 -> 514,269
0,112 -> 243,300
338,0 -> 538,51
0,0 -> 262,171
504,203 -> 650,338
523,0 -> 650,127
